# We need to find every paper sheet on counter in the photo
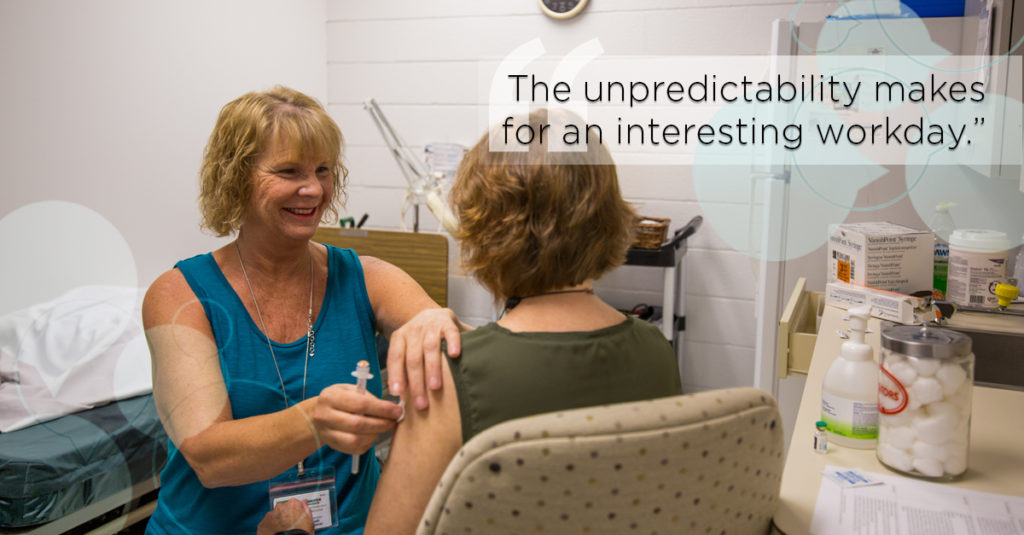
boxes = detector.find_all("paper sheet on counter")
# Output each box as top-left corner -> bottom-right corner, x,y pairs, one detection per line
810,465 -> 1024,534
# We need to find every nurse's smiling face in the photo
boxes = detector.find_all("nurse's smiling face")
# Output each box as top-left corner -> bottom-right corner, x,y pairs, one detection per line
244,133 -> 334,242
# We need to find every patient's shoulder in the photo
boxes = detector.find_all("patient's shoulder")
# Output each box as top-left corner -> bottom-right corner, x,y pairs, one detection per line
450,323 -> 507,359
458,322 -> 505,341
632,316 -> 675,342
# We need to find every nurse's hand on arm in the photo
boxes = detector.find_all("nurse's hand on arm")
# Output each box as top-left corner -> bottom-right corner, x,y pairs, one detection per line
144,269 -> 402,488
361,256 -> 469,410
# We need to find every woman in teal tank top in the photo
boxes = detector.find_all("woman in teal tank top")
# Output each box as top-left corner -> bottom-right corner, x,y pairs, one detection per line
363,109 -> 683,534
142,87 -> 464,535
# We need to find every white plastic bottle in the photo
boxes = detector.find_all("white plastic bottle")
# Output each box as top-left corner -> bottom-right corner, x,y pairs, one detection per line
929,202 -> 955,299
947,229 -> 1011,307
821,306 -> 878,449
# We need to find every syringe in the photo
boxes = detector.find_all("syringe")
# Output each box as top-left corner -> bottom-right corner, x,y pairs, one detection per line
350,360 -> 373,474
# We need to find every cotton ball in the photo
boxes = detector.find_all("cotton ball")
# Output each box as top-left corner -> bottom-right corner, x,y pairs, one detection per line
911,377 -> 944,405
912,457 -> 945,478
908,395 -> 923,411
908,356 -> 941,377
943,449 -> 968,476
949,383 -> 973,416
883,350 -> 905,367
884,408 -> 922,427
887,361 -> 918,387
913,410 -> 959,443
883,425 -> 917,450
943,440 -> 968,461
936,363 -> 967,396
878,443 -> 913,471
953,416 -> 970,441
912,440 -> 948,462
927,401 -> 959,420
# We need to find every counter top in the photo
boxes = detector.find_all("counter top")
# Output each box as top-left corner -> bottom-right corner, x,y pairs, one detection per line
775,304 -> 1024,534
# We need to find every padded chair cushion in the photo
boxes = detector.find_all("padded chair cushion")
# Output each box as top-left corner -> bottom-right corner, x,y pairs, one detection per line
418,387 -> 784,535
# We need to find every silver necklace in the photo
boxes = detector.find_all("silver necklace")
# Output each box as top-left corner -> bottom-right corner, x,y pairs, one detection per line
235,241 -> 315,474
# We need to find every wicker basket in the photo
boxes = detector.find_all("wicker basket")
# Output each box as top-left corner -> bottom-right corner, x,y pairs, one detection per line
632,217 -> 670,249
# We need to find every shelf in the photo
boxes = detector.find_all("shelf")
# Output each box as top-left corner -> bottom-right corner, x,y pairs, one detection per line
620,216 -> 702,345
624,215 -> 701,268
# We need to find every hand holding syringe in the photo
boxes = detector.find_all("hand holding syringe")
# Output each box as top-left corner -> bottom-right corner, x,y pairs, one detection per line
350,360 -> 373,474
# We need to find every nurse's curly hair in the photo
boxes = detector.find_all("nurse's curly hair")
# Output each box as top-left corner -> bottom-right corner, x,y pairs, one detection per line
198,86 -> 348,236
451,108 -> 635,300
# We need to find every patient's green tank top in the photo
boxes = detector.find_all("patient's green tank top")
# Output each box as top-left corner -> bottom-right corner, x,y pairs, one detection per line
447,316 -> 683,442
147,246 -> 381,535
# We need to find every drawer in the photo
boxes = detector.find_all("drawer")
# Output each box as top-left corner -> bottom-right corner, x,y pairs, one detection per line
778,277 -> 824,377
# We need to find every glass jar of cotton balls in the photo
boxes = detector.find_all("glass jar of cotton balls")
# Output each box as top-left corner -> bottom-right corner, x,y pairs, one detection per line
877,325 -> 973,480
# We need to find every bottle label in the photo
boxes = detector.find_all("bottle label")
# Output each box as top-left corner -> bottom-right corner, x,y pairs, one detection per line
934,242 -> 949,298
947,246 -> 1009,307
813,430 -> 828,453
821,391 -> 878,439
878,365 -> 908,415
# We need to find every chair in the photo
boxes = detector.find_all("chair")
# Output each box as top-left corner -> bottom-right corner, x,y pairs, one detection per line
417,387 -> 785,535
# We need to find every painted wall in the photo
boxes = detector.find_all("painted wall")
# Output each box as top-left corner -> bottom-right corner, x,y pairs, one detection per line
0,0 -> 328,314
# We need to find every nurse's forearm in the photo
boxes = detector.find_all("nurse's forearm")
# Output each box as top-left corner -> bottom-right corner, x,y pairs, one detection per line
178,398 -> 320,488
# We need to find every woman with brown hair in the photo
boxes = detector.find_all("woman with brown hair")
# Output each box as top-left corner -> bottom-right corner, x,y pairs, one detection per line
364,109 -> 682,534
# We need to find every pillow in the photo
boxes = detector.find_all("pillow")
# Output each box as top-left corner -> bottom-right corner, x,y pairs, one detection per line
0,285 -> 150,432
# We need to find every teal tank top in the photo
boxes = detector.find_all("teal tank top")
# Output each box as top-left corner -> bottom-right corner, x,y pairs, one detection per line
146,246 -> 382,535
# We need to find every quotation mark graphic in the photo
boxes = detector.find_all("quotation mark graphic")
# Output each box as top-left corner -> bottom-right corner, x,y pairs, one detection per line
489,37 -> 606,153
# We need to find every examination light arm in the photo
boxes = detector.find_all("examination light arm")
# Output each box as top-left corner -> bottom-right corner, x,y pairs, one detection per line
363,99 -> 459,234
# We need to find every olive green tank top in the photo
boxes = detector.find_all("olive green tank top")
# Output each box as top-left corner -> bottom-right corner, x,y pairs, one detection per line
446,316 -> 683,443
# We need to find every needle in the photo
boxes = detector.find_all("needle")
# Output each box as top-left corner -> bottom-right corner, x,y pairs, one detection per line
350,360 -> 373,474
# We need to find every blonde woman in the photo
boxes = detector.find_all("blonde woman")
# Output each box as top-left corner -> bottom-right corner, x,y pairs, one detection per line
143,86 -> 463,535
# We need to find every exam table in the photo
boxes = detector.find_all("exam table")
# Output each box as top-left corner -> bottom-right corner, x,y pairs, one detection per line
0,286 -> 166,534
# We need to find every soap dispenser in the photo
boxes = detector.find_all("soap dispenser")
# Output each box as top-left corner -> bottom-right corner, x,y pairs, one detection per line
821,306 -> 878,449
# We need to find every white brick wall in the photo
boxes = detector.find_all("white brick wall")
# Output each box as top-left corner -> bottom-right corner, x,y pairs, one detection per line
324,0 -> 838,400
0,0 -> 329,311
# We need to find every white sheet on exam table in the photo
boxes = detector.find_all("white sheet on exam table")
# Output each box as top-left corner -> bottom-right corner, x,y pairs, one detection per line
0,285 -> 151,432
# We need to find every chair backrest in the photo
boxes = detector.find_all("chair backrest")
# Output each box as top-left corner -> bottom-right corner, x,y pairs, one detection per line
314,227 -> 448,306
417,387 -> 785,535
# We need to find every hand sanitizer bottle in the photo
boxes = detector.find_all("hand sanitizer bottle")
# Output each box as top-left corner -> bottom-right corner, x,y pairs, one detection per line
821,306 -> 878,449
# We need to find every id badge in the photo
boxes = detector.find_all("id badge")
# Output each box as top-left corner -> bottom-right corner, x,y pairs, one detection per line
268,467 -> 338,531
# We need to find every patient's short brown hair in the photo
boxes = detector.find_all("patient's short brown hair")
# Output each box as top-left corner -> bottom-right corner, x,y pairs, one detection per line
198,86 -> 348,236
451,109 -> 636,300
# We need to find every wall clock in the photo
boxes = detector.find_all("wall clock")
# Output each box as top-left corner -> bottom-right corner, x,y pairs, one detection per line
538,0 -> 589,19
